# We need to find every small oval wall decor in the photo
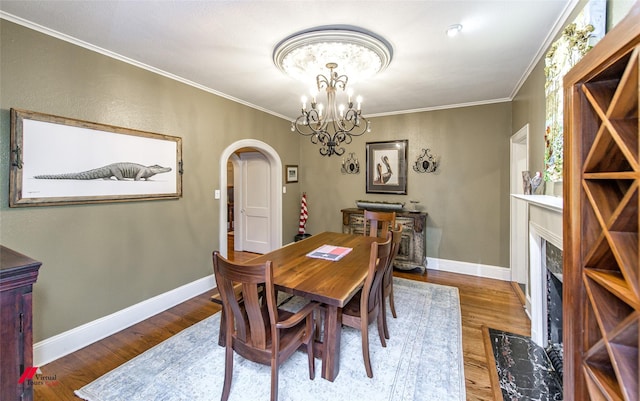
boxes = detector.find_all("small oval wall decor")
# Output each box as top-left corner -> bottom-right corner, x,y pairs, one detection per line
341,152 -> 360,174
413,148 -> 440,173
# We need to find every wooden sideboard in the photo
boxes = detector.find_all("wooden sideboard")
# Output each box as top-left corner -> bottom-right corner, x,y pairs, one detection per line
341,208 -> 427,271
1,246 -> 42,401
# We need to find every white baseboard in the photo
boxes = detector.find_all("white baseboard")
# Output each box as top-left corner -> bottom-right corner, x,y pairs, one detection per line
33,274 -> 215,367
426,257 -> 511,281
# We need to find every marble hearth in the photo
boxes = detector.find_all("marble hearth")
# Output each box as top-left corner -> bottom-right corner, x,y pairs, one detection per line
489,328 -> 563,400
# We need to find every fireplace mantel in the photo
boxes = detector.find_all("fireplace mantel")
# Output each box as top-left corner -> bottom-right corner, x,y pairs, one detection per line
511,194 -> 563,213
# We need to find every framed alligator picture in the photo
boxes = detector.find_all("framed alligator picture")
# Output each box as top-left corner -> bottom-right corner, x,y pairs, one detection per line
9,108 -> 183,207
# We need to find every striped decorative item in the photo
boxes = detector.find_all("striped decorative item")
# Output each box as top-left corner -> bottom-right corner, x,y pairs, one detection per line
298,193 -> 308,234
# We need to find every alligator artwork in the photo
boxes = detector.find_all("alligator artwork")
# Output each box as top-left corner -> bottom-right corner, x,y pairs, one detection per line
34,162 -> 172,181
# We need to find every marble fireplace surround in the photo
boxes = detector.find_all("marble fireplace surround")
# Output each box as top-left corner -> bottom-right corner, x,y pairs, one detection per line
512,194 -> 563,347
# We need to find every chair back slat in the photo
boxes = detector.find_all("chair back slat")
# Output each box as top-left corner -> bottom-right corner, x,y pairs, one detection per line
385,224 -> 403,285
363,210 -> 396,239
362,234 -> 393,313
241,282 -> 268,349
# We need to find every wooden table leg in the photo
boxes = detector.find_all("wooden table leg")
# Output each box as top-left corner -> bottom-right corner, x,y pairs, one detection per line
321,305 -> 342,382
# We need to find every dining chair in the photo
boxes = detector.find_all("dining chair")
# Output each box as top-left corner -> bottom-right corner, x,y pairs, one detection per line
340,234 -> 393,378
212,251 -> 319,401
363,210 -> 396,238
382,223 -> 403,339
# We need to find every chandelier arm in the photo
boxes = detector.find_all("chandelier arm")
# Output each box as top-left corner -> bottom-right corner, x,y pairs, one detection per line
309,133 -> 321,145
339,117 -> 369,137
335,131 -> 350,145
317,74 -> 330,90
293,109 -> 334,136
333,74 -> 348,91
340,110 -> 368,135
315,131 -> 332,145
343,108 -> 360,122
292,115 -> 319,137
307,109 -> 329,131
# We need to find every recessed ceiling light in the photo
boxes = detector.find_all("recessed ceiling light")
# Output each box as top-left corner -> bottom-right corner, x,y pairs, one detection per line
446,24 -> 463,37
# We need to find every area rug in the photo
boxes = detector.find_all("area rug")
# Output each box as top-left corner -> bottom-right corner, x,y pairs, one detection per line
75,278 -> 465,401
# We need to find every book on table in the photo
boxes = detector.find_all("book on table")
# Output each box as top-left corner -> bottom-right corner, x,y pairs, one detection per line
306,245 -> 353,261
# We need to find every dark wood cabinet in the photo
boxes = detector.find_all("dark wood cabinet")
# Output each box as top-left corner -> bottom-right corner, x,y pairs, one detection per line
563,4 -> 640,400
341,208 -> 427,271
1,246 -> 42,401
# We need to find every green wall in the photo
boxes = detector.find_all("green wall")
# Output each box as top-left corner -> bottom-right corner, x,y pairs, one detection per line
0,21 -> 301,342
299,103 -> 513,267
512,57 -> 546,175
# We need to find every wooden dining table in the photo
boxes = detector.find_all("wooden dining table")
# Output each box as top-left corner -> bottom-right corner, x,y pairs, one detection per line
247,231 -> 382,382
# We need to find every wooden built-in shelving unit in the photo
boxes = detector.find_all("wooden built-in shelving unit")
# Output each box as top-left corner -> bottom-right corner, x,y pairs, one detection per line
564,3 -> 640,400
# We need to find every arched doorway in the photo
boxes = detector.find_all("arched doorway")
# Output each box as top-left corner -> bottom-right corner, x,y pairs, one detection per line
219,140 -> 283,258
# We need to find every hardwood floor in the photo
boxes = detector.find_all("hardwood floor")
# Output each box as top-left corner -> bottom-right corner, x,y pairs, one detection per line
34,250 -> 529,401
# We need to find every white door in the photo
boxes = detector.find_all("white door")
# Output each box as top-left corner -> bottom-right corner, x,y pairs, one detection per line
510,125 -> 529,287
240,152 -> 271,254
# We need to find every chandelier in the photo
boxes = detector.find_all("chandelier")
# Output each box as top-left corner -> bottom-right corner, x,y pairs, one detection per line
292,62 -> 369,156
273,26 -> 392,157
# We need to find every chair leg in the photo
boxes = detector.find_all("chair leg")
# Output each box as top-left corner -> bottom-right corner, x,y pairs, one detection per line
306,316 -> 315,380
389,284 -> 397,318
271,359 -> 279,401
314,307 -> 323,342
218,311 -> 226,347
361,318 -> 373,378
382,296 -> 390,340
377,308 -> 387,348
221,344 -> 233,401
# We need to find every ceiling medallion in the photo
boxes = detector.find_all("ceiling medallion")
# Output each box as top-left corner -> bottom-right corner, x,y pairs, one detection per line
273,26 -> 392,157
273,26 -> 392,82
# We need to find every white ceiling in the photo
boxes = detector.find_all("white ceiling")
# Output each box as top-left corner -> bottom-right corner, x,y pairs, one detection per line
0,1 -> 576,121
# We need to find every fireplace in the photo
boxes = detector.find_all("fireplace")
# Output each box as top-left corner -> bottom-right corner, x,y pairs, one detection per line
496,195 -> 564,398
527,201 -> 561,338
544,240 -> 563,380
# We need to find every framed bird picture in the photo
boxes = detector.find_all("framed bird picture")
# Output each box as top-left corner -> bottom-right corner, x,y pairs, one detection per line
365,140 -> 408,194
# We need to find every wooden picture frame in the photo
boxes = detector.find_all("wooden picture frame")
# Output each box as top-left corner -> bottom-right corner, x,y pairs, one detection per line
9,108 -> 183,207
366,140 -> 408,194
285,165 -> 298,183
